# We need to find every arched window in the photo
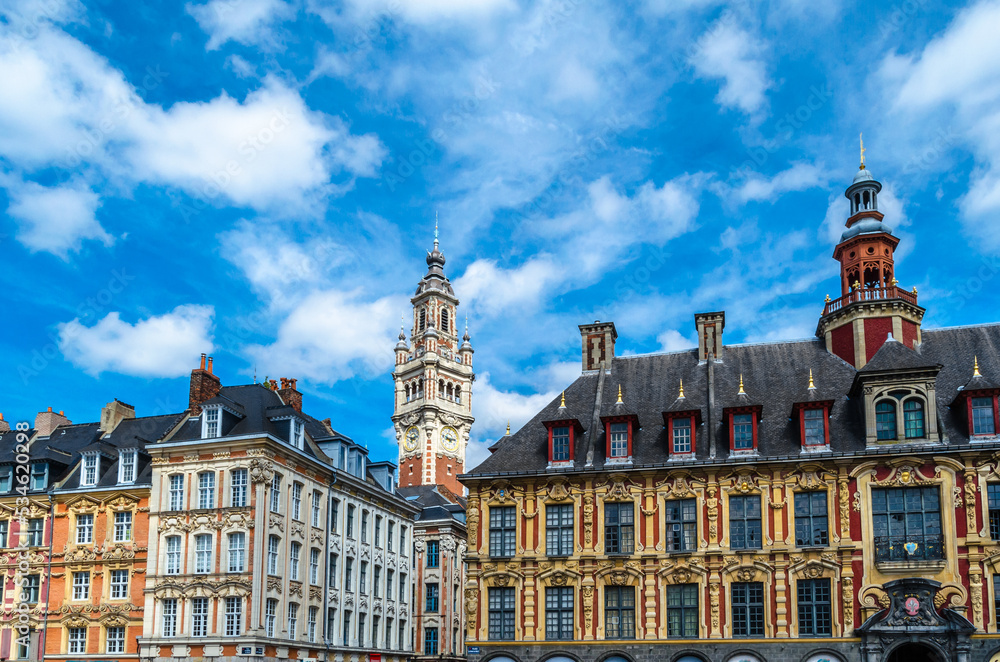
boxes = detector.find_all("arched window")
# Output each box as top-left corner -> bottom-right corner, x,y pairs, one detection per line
418,378 -> 424,397
455,386 -> 461,404
863,190 -> 871,209
419,309 -> 426,331
876,401 -> 897,440
405,384 -> 411,402
854,193 -> 861,212
446,383 -> 453,399
439,380 -> 445,398
441,309 -> 449,333
904,399 -> 926,439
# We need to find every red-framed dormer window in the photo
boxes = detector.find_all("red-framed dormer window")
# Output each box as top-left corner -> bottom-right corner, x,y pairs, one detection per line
792,401 -> 834,448
601,415 -> 640,462
662,410 -> 702,457
967,391 -> 1000,436
724,406 -> 762,452
543,419 -> 583,465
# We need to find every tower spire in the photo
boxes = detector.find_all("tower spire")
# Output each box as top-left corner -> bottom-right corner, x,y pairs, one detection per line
860,132 -> 866,170
434,211 -> 439,251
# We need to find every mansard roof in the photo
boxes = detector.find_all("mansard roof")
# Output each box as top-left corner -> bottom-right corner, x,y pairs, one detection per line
466,323 -> 1000,477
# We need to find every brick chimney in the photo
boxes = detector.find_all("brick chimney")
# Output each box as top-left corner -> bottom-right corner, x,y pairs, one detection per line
278,377 -> 303,412
578,321 -> 617,371
0,413 -> 9,433
695,311 -> 726,361
35,407 -> 71,436
100,399 -> 136,434
189,353 -> 222,416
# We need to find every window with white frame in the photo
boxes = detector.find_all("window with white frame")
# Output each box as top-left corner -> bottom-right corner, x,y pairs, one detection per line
228,532 -> 246,572
110,569 -> 129,599
113,511 -> 132,542
265,598 -> 277,637
30,463 -> 47,490
72,571 -> 90,600
169,474 -> 184,511
292,419 -> 305,449
292,482 -> 303,520
76,514 -> 93,544
68,627 -> 87,654
308,606 -> 318,643
165,536 -> 181,574
198,471 -> 216,509
310,548 -> 320,585
312,490 -> 322,527
106,626 -> 125,653
192,597 -> 209,637
270,474 -> 282,513
162,598 -> 177,636
288,603 -> 299,639
81,454 -> 99,487
204,407 -> 220,438
231,468 -> 248,507
267,536 -> 280,574
118,449 -> 136,484
225,596 -> 242,636
195,534 -> 212,573
290,542 -> 301,581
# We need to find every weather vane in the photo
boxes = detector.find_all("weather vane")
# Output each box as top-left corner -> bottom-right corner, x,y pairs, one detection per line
860,132 -> 866,170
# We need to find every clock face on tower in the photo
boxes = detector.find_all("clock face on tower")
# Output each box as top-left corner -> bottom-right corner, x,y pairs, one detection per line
404,426 -> 420,452
441,427 -> 459,453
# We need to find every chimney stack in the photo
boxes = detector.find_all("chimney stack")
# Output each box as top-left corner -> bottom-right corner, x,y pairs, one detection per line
35,407 -> 71,436
100,399 -> 136,434
0,413 -> 9,433
578,321 -> 618,371
695,311 -> 726,361
189,354 -> 222,416
278,377 -> 303,412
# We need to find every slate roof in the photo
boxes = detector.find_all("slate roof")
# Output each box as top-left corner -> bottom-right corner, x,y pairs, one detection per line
397,485 -> 467,523
468,324 -> 1000,477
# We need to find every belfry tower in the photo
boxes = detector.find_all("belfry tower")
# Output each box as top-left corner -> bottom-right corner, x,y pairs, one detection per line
817,138 -> 925,368
391,227 -> 474,494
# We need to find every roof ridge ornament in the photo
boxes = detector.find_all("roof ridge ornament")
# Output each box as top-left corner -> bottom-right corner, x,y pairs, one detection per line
616,384 -> 623,404
559,391 -> 566,409
679,379 -> 685,399
738,374 -> 746,396
974,355 -> 982,378
808,369 -> 816,390
506,420 -> 511,436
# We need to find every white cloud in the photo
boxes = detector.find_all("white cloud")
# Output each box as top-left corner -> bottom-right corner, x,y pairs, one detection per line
657,329 -> 693,352
187,0 -> 295,50
690,19 -> 771,114
58,305 -> 215,377
246,290 -> 408,384
5,180 -> 112,257
726,162 -> 826,204
334,0 -> 514,24
454,256 -> 564,318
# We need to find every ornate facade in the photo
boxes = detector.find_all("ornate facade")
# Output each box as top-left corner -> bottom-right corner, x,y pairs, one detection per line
461,163 -> 1000,662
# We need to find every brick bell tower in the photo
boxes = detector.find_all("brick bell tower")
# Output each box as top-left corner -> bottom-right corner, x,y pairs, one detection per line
817,139 -> 925,368
391,224 -> 474,494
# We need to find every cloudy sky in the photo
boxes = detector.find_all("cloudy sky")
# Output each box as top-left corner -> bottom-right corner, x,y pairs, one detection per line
3,0 -> 1000,470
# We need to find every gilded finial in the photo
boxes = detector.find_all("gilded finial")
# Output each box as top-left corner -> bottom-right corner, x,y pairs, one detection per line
559,391 -> 566,408
912,286 -> 918,295
853,280 -> 862,290
890,277 -> 899,287
825,294 -> 831,302
860,132 -> 866,170
506,420 -> 511,435
808,369 -> 816,390
679,379 -> 685,399
616,384 -> 623,404
738,374 -> 746,395
974,356 -> 982,378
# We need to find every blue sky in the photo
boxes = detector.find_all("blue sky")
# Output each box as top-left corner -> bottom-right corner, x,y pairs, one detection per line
2,0 -> 1000,470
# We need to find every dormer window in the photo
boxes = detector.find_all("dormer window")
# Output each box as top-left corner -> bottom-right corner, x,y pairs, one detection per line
609,423 -> 628,457
903,399 -> 925,438
30,463 -> 48,490
871,391 -> 931,443
875,401 -> 896,439
543,419 -> 583,467
973,397 -> 997,435
601,414 -> 638,464
552,427 -> 570,461
291,419 -> 305,450
81,453 -> 99,487
792,401 -> 832,450
118,450 -> 136,484
204,407 -> 220,439
725,406 -> 762,453
663,410 -> 701,458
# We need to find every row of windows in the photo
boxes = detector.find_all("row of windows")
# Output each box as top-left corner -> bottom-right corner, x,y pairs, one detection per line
336,607 -> 409,650
329,552 -> 408,601
330,498 -> 408,552
163,532 -> 249,574
486,580 -> 833,640
79,450 -> 137,488
67,625 -> 127,654
69,512 -> 134,545
0,518 -> 44,547
161,596 -> 244,637
68,569 -> 130,600
0,463 -> 48,492
422,626 -> 462,655
488,492 -> 831,557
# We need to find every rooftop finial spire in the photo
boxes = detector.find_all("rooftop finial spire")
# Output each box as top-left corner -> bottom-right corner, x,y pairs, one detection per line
860,132 -> 866,170
434,211 -> 439,250
506,420 -> 511,435
559,391 -> 566,408
616,384 -> 623,404
679,379 -> 685,399
974,355 -> 982,378
738,374 -> 746,395
808,369 -> 816,390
